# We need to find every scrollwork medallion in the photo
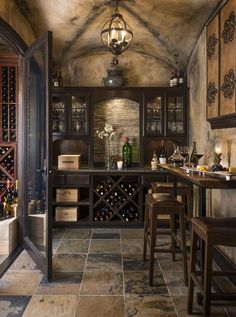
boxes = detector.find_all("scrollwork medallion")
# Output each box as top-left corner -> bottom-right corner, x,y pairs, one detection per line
207,34 -> 218,58
207,82 -> 218,105
221,11 -> 236,44
220,69 -> 236,99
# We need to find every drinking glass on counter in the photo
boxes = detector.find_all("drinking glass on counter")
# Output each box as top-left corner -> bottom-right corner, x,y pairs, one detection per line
180,146 -> 189,166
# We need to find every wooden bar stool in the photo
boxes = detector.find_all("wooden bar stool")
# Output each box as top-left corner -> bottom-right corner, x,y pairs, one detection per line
143,193 -> 188,286
151,182 -> 193,222
187,217 -> 236,317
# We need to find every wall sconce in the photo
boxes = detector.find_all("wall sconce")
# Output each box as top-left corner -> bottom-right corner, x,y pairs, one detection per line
101,0 -> 133,65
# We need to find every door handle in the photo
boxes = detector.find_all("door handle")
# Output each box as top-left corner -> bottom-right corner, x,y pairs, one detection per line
36,167 -> 47,175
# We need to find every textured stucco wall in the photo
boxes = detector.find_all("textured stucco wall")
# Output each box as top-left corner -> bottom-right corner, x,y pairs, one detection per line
0,0 -> 36,47
187,29 -> 236,264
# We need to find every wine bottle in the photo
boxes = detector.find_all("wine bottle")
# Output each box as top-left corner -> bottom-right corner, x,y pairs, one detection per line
170,72 -> 174,87
53,71 -> 59,87
189,141 -> 198,167
172,70 -> 179,87
178,70 -> 184,85
58,71 -> 63,87
151,151 -> 158,170
13,179 -> 18,203
122,136 -> 132,168
0,197 -> 5,220
159,140 -> 167,164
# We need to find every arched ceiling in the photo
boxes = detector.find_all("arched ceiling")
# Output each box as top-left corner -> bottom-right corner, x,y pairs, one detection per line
14,0 -> 222,70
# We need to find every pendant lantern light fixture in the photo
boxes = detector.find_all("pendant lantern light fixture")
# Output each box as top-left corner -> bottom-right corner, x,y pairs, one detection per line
101,0 -> 133,64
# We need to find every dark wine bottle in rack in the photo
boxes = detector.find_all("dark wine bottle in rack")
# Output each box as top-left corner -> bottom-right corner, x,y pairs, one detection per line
94,207 -> 113,221
121,205 -> 139,222
120,182 -> 138,196
95,180 -> 112,196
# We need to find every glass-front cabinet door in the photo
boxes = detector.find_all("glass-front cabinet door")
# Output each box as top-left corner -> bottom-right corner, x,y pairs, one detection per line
52,94 -> 66,134
70,94 -> 89,135
22,32 -> 52,280
144,95 -> 163,136
166,94 -> 185,136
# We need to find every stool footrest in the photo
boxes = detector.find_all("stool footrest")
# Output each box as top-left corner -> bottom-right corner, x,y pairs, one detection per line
154,248 -> 183,254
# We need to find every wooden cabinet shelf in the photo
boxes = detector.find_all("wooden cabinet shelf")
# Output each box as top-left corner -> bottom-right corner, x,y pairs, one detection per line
51,86 -> 188,227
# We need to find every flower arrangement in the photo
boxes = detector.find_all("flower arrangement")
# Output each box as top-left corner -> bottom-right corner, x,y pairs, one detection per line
96,123 -> 115,168
96,123 -> 115,140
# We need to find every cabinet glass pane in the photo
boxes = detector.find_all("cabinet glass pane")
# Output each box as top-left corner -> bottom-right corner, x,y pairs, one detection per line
146,96 -> 162,135
167,95 -> 184,134
52,97 -> 65,133
71,95 -> 88,135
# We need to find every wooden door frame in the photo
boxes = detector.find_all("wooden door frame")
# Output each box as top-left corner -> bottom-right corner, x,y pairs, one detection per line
0,17 -> 27,277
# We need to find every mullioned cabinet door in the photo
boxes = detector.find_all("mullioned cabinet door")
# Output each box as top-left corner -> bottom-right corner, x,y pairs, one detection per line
220,0 -> 236,116
207,12 -> 219,119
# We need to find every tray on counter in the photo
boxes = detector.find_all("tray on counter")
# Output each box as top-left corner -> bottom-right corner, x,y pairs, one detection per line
181,166 -> 236,181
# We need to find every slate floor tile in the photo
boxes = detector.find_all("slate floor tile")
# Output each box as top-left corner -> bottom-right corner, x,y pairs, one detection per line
80,271 -> 123,295
0,295 -> 31,317
75,295 -> 125,317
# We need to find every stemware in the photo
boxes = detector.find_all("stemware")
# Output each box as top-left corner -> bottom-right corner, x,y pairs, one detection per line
195,153 -> 204,164
180,146 -> 189,166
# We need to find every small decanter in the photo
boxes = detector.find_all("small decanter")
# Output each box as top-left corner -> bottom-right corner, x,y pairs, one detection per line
168,144 -> 184,166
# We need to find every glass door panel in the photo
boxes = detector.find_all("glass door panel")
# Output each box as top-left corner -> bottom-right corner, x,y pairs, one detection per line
52,96 -> 65,133
22,32 -> 52,279
145,96 -> 163,135
167,95 -> 184,135
70,95 -> 88,135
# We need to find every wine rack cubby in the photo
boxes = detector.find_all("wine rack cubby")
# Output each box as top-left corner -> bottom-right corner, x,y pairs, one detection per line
0,61 -> 18,143
0,59 -> 18,197
93,175 -> 140,223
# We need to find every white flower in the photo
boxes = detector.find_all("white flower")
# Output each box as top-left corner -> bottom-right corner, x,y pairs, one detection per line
96,123 -> 115,140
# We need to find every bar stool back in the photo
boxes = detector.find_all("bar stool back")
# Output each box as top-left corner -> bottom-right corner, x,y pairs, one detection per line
187,217 -> 236,317
143,193 -> 188,286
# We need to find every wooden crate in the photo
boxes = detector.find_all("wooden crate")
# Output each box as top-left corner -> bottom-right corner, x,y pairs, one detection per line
0,217 -> 18,254
58,155 -> 80,170
55,207 -> 78,222
56,188 -> 79,202
28,214 -> 46,246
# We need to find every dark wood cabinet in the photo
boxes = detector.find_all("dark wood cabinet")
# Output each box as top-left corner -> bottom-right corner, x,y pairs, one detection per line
51,86 -> 188,227
52,90 -> 89,137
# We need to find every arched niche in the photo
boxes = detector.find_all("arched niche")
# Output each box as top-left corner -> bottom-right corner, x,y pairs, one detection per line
93,97 -> 140,166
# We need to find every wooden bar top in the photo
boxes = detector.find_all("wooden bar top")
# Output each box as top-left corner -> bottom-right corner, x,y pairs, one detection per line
158,164 -> 236,189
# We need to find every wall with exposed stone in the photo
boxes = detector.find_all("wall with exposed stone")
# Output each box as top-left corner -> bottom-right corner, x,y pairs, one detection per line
187,28 -> 236,264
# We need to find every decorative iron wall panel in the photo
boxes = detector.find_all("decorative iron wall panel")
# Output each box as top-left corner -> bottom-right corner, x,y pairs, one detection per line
207,13 -> 219,119
220,0 -> 236,115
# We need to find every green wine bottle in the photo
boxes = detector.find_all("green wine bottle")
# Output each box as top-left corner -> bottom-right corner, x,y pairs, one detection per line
122,136 -> 132,168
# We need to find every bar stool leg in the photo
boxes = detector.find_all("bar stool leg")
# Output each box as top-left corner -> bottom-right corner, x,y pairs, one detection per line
203,237 -> 213,317
179,210 -> 188,286
170,214 -> 177,261
149,211 -> 157,286
187,227 -> 198,314
143,204 -> 149,261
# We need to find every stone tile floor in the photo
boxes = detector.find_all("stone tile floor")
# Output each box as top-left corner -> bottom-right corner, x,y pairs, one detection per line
0,228 -> 235,316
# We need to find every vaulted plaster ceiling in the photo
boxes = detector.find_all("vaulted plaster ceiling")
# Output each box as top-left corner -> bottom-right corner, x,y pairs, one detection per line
14,0 -> 222,71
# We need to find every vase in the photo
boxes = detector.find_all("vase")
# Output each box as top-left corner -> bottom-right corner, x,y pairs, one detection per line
104,155 -> 112,169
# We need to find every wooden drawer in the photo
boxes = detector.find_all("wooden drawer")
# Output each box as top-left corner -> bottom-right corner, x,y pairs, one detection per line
55,207 -> 78,222
56,188 -> 79,202
66,175 -> 90,185
52,174 -> 66,185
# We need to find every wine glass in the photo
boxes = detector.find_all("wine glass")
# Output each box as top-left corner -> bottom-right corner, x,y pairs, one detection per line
180,146 -> 189,166
195,153 -> 204,165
